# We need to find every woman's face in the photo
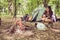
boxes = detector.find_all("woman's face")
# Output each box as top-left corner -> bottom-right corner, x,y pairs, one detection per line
45,7 -> 49,12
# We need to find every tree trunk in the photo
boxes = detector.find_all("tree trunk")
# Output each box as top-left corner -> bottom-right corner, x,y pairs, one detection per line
13,0 -> 17,18
8,0 -> 13,15
43,0 -> 48,7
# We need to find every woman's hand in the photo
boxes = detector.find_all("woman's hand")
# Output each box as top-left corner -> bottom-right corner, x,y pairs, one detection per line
45,18 -> 52,22
41,18 -> 46,21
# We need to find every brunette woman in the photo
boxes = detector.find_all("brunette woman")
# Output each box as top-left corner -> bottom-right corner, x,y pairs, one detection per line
41,6 -> 56,23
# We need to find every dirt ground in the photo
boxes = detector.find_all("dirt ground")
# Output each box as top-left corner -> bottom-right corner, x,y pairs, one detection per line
0,18 -> 60,40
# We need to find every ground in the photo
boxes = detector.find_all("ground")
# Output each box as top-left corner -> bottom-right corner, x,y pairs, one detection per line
0,18 -> 60,40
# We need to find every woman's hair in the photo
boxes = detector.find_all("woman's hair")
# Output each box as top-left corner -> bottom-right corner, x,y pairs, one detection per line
44,6 -> 53,18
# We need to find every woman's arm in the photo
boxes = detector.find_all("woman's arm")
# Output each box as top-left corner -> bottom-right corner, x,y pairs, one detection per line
45,18 -> 53,22
41,14 -> 46,21
52,14 -> 56,22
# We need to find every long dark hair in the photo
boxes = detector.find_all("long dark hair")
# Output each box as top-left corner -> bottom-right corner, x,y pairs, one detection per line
44,6 -> 53,18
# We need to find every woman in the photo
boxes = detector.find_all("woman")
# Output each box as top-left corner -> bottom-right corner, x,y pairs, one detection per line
41,6 -> 56,23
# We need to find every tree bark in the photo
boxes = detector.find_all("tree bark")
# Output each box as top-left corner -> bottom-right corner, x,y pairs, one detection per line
43,0 -> 48,7
13,0 -> 17,18
8,0 -> 13,15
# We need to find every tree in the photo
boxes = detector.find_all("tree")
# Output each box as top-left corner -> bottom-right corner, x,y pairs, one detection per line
13,0 -> 17,18
8,0 -> 14,15
43,0 -> 50,7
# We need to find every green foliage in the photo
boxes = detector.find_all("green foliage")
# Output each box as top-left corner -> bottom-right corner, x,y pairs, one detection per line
0,0 -> 60,17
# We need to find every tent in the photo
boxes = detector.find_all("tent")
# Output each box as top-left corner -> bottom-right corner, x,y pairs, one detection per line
31,6 -> 45,21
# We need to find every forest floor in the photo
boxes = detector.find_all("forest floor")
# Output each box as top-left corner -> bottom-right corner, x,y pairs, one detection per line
0,18 -> 60,40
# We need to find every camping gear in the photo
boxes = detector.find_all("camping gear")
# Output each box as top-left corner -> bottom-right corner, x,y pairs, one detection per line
32,6 -> 45,21
23,14 -> 29,21
36,22 -> 47,30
